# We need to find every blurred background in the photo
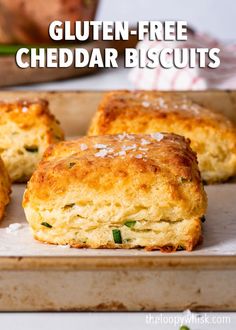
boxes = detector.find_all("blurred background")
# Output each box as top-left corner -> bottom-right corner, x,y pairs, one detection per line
98,0 -> 236,41
0,0 -> 235,90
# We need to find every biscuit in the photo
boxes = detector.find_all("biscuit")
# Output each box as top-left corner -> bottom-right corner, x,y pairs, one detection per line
88,91 -> 236,183
23,133 -> 207,251
0,156 -> 11,221
0,99 -> 64,182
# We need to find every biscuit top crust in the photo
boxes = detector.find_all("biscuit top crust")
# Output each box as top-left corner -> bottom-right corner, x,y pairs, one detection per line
42,133 -> 195,173
89,90 -> 236,135
0,99 -> 64,146
0,99 -> 60,130
23,133 -> 206,217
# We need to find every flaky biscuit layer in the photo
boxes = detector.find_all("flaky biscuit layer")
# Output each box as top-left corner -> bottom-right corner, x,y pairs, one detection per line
0,99 -> 64,182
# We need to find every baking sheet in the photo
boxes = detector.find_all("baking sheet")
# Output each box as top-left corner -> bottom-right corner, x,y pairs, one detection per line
0,183 -> 235,257
0,91 -> 236,311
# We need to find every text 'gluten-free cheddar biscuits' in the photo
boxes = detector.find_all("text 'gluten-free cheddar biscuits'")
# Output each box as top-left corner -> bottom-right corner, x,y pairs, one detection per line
23,133 -> 207,252
0,99 -> 64,182
88,91 -> 236,183
0,156 -> 11,221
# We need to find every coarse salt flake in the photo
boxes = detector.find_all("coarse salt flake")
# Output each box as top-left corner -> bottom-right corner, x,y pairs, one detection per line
95,149 -> 108,157
22,107 -> 28,113
142,101 -> 150,107
140,138 -> 151,146
117,133 -> 127,141
94,144 -> 107,149
126,134 -> 135,140
157,98 -> 166,108
151,133 -> 164,142
122,144 -> 137,151
80,143 -> 88,151
135,154 -> 143,159
117,133 -> 134,141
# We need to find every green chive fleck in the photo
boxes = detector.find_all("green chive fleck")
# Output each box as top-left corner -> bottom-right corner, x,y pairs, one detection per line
63,203 -> 75,209
0,44 -> 22,56
124,220 -> 136,228
68,162 -> 76,169
24,146 -> 38,153
179,326 -> 190,330
112,229 -> 122,244
180,177 -> 191,183
41,222 -> 52,228
200,215 -> 206,223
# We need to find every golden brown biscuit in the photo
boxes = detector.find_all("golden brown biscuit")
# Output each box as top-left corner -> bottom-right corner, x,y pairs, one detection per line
88,91 -> 236,183
0,156 -> 11,221
23,133 -> 207,251
0,99 -> 64,182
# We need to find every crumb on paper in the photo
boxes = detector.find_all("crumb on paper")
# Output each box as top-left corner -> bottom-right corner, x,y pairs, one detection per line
6,223 -> 23,233
183,309 -> 192,316
58,244 -> 71,249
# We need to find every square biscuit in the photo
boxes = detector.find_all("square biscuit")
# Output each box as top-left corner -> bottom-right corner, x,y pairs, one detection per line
88,90 -> 236,183
0,99 -> 64,182
23,133 -> 207,251
0,156 -> 11,221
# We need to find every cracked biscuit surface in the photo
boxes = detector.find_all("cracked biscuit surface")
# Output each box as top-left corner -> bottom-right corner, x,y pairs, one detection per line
0,99 -> 64,182
23,133 -> 207,251
88,90 -> 236,183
